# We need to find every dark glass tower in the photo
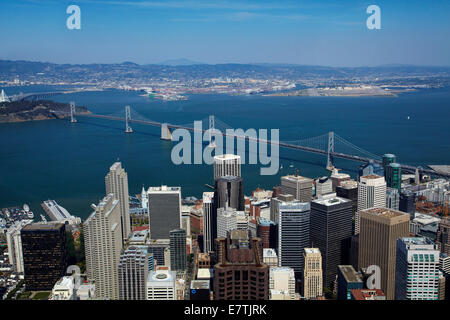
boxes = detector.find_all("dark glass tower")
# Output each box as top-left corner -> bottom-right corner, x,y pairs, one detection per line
169,228 -> 187,271
21,223 -> 67,291
214,175 -> 244,211
311,197 -> 353,289
386,163 -> 402,192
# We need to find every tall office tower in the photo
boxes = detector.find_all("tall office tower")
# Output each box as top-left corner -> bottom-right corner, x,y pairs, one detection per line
330,169 -> 351,191
214,154 -> 241,180
337,265 -> 363,300
437,218 -> 450,255
214,230 -> 269,300
217,207 -> 237,238
270,194 -> 294,223
358,208 -> 410,300
386,187 -> 400,210
214,176 -> 245,211
395,237 -> 440,300
358,161 -> 384,181
6,220 -> 31,273
147,240 -> 170,267
315,177 -> 333,198
311,196 -> 353,289
169,229 -> 187,271
355,175 -> 386,235
21,223 -> 67,291
118,246 -> 150,300
303,248 -> 323,300
269,267 -> 296,300
386,163 -> 402,192
257,218 -> 277,249
105,162 -> 131,242
280,174 -> 313,202
202,192 -> 216,253
336,180 -> 358,218
382,153 -> 396,177
399,191 -> 415,216
278,201 -> 310,278
147,186 -> 182,240
84,194 -> 123,300
146,268 -> 176,300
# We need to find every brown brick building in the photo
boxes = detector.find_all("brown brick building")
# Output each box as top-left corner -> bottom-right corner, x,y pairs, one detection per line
213,230 -> 269,300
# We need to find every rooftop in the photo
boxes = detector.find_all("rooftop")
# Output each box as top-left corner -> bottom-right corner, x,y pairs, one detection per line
190,280 -> 210,290
361,174 -> 384,180
214,154 -> 240,160
312,196 -> 350,206
338,265 -> 362,283
263,248 -> 278,258
304,248 -> 320,255
362,207 -> 408,219
22,222 -> 64,232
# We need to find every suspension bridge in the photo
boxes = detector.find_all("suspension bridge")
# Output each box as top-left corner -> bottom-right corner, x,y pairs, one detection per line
55,103 -> 449,178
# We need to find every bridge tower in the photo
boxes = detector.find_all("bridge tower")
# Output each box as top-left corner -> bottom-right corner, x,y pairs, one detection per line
326,131 -> 334,170
207,115 -> 216,148
70,101 -> 77,123
161,123 -> 172,140
125,105 -> 133,133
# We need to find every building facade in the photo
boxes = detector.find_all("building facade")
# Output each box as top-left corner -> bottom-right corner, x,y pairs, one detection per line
105,162 -> 131,242
84,194 -> 123,300
118,245 -> 150,300
169,228 -> 187,271
356,174 -> 386,235
21,223 -> 67,291
214,154 -> 241,180
303,248 -> 323,300
280,174 -> 313,202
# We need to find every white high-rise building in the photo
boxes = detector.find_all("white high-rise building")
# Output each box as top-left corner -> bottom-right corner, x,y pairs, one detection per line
395,237 -> 440,300
146,269 -> 176,300
355,174 -> 386,235
6,220 -> 32,273
105,162 -> 131,241
214,154 -> 241,180
269,267 -> 296,300
84,194 -> 123,300
315,177 -> 333,198
280,175 -> 313,202
303,248 -> 323,300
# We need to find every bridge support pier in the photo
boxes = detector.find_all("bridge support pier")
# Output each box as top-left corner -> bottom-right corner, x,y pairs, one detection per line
161,123 -> 172,140
70,101 -> 77,123
207,115 -> 216,148
125,105 -> 133,133
326,131 -> 334,170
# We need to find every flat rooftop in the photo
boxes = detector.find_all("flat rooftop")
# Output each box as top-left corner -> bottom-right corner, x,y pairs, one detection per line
361,174 -> 383,179
263,248 -> 277,258
362,207 -> 408,219
338,265 -> 362,283
400,237 -> 435,246
304,248 -> 320,255
282,175 -> 313,182
22,222 -> 64,231
313,196 -> 350,206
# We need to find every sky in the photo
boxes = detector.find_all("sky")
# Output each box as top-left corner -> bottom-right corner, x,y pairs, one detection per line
0,0 -> 449,66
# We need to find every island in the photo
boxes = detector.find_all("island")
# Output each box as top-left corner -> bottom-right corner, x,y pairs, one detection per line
0,99 -> 90,123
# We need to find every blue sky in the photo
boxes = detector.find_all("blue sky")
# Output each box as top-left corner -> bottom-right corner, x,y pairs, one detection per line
0,0 -> 449,66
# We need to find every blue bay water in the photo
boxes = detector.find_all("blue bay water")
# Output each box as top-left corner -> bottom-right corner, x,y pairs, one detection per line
0,87 -> 449,220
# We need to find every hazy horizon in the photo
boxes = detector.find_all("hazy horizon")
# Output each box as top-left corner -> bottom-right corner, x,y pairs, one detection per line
1,0 -> 449,67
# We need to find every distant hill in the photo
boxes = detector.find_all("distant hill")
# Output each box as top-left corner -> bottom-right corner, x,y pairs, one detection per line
157,58 -> 206,66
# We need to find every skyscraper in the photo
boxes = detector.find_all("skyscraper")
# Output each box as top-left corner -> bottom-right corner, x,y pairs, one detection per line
356,174 -> 386,235
21,223 -> 67,291
277,201 -> 310,277
202,192 -> 216,253
437,217 -> 450,255
303,248 -> 323,300
146,268 -> 176,300
395,237 -> 439,300
214,154 -> 241,180
386,187 -> 400,211
311,196 -> 353,289
214,230 -> 269,300
382,153 -> 396,177
169,228 -> 187,271
217,207 -> 238,238
105,162 -> 131,242
147,186 -> 182,240
386,163 -> 402,192
84,194 -> 123,300
214,176 -> 245,211
280,174 -> 313,202
118,245 -> 150,300
336,180 -> 358,217
399,190 -> 415,216
315,176 -> 333,198
358,207 -> 410,300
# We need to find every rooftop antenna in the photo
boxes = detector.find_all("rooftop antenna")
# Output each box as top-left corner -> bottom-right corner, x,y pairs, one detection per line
295,168 -> 299,177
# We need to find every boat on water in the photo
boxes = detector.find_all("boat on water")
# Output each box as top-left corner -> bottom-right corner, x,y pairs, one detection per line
23,204 -> 34,219
289,164 -> 294,168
